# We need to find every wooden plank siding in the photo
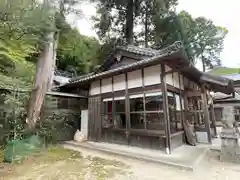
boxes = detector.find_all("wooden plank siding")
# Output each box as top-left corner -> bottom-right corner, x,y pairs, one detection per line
88,96 -> 102,141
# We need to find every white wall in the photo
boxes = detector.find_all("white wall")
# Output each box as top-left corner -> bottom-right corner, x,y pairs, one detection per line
144,65 -> 161,86
179,74 -> 184,90
173,72 -> 180,88
101,78 -> 112,93
127,70 -> 142,89
90,80 -> 100,95
113,74 -> 126,91
89,65 -> 185,95
166,73 -> 173,86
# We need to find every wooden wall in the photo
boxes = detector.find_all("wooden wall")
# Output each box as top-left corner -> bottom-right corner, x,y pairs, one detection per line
88,96 -> 101,141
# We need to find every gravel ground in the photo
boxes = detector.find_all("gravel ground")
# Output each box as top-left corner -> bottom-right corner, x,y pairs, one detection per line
1,145 -> 240,180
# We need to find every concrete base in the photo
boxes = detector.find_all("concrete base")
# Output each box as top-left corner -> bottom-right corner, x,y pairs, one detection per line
63,141 -> 206,171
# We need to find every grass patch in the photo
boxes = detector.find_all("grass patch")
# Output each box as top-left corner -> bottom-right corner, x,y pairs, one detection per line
36,145 -> 83,162
0,146 -> 132,180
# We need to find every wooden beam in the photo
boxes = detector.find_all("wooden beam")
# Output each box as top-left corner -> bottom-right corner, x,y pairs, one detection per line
161,64 -> 171,154
201,86 -> 212,144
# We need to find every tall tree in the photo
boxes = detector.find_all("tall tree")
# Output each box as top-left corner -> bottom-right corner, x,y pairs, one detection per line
26,0 -> 84,128
26,0 -> 56,129
192,17 -> 227,71
153,11 -> 227,71
126,0 -> 134,44
92,0 -> 178,45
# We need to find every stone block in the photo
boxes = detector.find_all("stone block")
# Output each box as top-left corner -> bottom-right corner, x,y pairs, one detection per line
220,132 -> 240,163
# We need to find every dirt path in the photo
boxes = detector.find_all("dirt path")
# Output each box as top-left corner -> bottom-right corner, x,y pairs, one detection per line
1,145 -> 240,180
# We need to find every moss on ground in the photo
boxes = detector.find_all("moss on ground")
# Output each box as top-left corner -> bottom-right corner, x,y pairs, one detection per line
0,145 -> 131,180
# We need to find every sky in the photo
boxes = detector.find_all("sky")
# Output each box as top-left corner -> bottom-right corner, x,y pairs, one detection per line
71,0 -> 240,68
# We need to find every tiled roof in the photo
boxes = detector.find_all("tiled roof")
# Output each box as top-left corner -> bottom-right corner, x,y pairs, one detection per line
93,44 -> 162,74
69,41 -> 183,84
62,41 -> 234,95
117,45 -> 160,57
70,73 -> 94,83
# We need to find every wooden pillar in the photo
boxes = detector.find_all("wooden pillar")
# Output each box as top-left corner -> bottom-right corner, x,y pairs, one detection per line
98,79 -> 102,142
125,73 -> 130,143
178,74 -> 184,129
161,64 -> 171,154
210,102 -> 217,137
141,69 -> 147,130
201,86 -> 212,144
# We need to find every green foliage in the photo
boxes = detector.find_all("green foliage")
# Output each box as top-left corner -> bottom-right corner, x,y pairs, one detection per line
151,10 -> 227,70
0,0 -> 54,88
0,90 -> 79,147
91,0 -> 178,43
0,90 -> 29,147
0,0 -> 99,87
57,19 -> 100,75
0,0 -> 53,63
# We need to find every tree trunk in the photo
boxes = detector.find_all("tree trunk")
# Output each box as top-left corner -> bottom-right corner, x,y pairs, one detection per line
126,0 -> 134,45
144,7 -> 148,48
49,32 -> 59,91
202,55 -> 206,72
26,32 -> 55,129
26,0 -> 59,129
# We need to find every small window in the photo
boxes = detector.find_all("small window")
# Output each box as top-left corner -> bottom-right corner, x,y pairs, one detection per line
102,98 -> 113,128
103,98 -> 113,114
113,97 -> 126,129
130,94 -> 144,112
114,97 -> 125,113
145,92 -> 162,111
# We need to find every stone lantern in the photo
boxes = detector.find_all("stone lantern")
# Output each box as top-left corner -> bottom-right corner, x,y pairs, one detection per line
220,106 -> 240,163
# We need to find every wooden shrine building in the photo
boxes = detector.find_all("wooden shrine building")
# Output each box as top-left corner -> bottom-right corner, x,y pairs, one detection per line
60,41 -> 234,154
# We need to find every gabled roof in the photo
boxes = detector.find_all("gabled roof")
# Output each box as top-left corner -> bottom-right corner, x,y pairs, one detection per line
94,44 -> 161,74
69,41 -> 184,84
62,41 -> 234,95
